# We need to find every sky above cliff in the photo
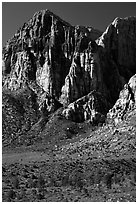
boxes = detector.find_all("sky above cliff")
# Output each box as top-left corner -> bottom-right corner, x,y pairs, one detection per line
2,2 -> 136,46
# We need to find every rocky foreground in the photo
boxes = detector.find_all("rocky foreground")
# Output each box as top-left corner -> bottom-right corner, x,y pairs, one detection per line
2,10 -> 136,202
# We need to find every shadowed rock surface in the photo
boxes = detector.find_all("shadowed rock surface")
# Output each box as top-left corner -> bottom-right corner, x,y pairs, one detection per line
2,10 -> 102,97
62,90 -> 111,123
107,74 -> 136,125
2,10 -> 136,146
97,17 -> 136,103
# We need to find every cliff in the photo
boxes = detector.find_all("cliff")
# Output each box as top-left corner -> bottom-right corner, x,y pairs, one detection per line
2,10 -> 102,96
2,10 -> 136,145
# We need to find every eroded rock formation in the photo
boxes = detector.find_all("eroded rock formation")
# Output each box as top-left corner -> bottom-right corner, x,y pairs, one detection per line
60,41 -> 108,105
60,17 -> 136,107
97,17 -> 136,103
62,91 -> 111,123
2,10 -> 136,128
2,10 -> 102,97
107,74 -> 136,125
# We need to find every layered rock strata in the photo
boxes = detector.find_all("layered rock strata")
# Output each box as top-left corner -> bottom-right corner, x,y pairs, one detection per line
2,10 -> 136,126
2,10 -> 101,97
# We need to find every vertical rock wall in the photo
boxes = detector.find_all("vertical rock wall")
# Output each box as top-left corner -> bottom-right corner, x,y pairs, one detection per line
2,11 -> 136,123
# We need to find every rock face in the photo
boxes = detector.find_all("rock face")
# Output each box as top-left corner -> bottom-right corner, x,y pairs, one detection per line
98,17 -> 136,75
60,17 -> 136,106
60,41 -> 107,105
97,17 -> 136,103
107,74 -> 136,125
62,91 -> 111,123
2,10 -> 103,117
2,10 -> 102,96
2,10 -> 136,131
2,10 -> 74,97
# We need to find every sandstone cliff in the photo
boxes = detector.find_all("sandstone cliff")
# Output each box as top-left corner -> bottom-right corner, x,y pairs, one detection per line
60,16 -> 136,122
2,9 -> 103,116
2,10 -> 101,96
2,10 -> 136,134
60,41 -> 107,105
97,17 -> 136,104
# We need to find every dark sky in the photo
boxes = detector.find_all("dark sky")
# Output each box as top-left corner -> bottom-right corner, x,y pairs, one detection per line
2,2 -> 136,46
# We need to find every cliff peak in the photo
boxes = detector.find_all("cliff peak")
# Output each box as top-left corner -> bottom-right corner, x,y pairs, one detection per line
2,11 -> 136,139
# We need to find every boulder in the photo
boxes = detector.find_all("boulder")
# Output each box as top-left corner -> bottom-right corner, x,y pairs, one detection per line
107,74 -> 136,125
62,91 -> 111,123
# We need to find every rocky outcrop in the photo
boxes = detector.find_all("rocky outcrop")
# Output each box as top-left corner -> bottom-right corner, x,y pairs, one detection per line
2,10 -> 74,97
2,10 -> 101,96
98,17 -> 136,75
97,17 -> 136,103
60,41 -> 108,105
60,16 -> 136,105
107,74 -> 136,125
2,10 -> 136,129
2,9 -> 102,119
62,91 -> 111,123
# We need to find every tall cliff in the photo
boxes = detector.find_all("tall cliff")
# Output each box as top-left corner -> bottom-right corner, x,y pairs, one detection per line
60,17 -> 136,106
2,10 -> 136,140
97,17 -> 136,103
2,10 -> 101,97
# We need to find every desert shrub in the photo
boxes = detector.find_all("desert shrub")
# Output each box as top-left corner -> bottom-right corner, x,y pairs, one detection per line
27,178 -> 34,188
89,173 -> 95,185
113,172 -> 122,185
32,189 -> 37,196
36,189 -> 45,200
19,188 -> 27,201
7,189 -> 16,201
129,171 -> 136,183
104,172 -> 114,189
82,187 -> 90,196
62,174 -> 69,186
76,176 -> 84,190
94,169 -> 103,185
37,175 -> 45,189
128,171 -> 136,187
68,172 -> 77,186
112,182 -> 121,192
69,170 -> 84,190
49,173 -> 57,186
11,176 -> 19,189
